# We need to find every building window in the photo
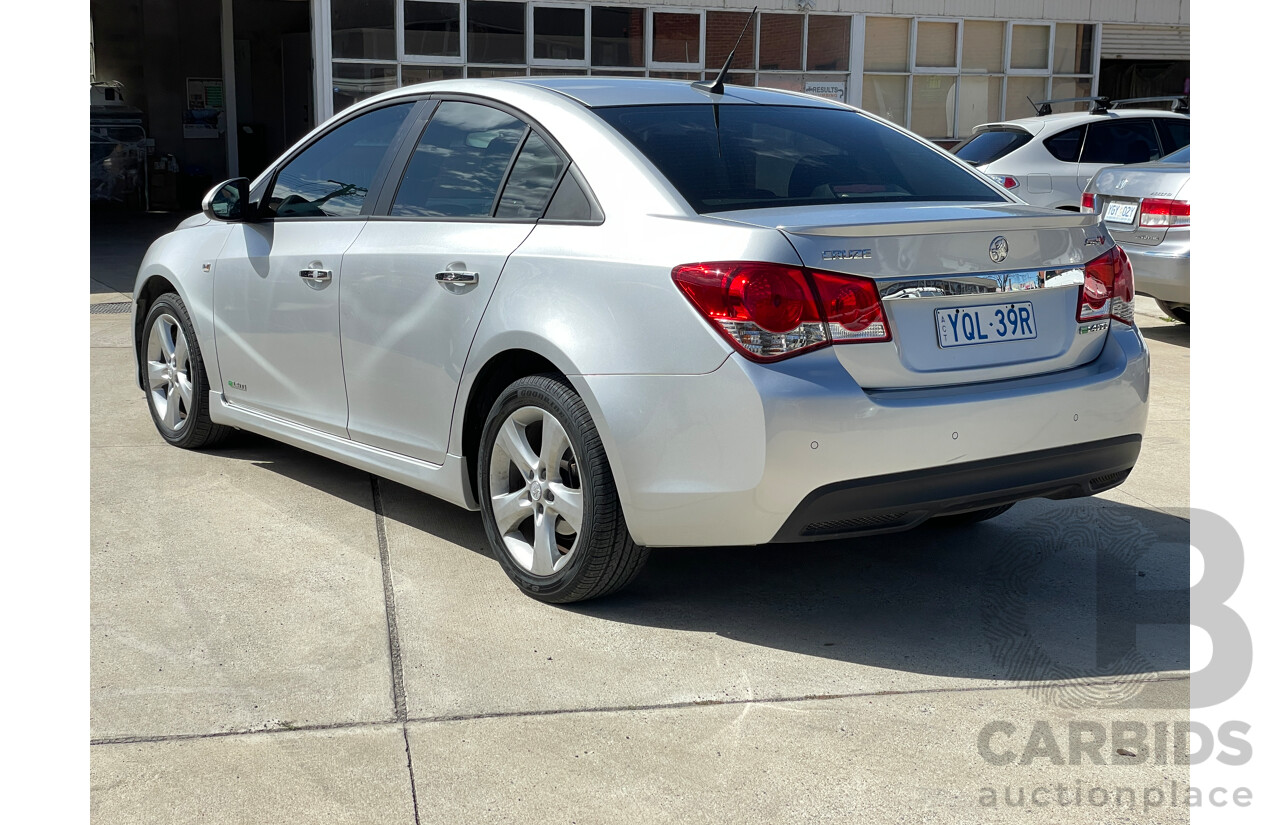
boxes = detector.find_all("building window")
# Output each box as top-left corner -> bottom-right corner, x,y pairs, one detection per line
592,6 -> 644,68
404,2 -> 462,58
467,1 -> 526,64
533,7 -> 586,62
326,6 -> 854,114
862,17 -> 1096,140
333,0 -> 396,61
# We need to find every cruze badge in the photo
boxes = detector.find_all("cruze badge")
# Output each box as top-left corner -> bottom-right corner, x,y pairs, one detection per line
822,249 -> 873,261
989,236 -> 1009,264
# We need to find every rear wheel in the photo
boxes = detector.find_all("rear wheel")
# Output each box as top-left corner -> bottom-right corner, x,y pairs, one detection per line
1155,299 -> 1190,325
931,503 -> 1015,527
142,293 -> 232,449
478,374 -> 648,603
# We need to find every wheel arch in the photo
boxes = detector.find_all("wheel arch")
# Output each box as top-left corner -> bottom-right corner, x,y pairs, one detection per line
458,347 -> 568,504
132,271 -> 182,389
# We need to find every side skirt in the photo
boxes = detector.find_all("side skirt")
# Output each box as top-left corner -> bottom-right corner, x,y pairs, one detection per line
209,392 -> 479,511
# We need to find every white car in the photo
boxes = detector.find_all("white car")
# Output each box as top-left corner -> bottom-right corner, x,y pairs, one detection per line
953,97 -> 1189,211
132,77 -> 1150,603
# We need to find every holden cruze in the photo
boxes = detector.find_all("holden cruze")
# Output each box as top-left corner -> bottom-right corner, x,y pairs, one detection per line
133,77 -> 1149,603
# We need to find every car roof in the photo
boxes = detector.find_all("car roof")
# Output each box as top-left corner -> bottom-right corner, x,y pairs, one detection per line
388,76 -> 851,110
973,107 -> 1189,137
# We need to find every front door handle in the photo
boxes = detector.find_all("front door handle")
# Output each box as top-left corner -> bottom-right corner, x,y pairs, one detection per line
435,270 -> 479,285
299,268 -> 332,283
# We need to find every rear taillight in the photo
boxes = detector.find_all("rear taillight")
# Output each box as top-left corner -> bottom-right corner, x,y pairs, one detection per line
1081,192 -> 1095,212
989,175 -> 1019,190
1139,197 -> 1190,228
1077,246 -> 1135,326
672,262 -> 890,362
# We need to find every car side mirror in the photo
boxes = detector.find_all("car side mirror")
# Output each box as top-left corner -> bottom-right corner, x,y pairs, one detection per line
202,177 -> 255,222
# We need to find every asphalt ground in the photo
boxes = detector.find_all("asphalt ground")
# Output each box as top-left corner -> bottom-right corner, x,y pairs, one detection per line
90,212 -> 1191,823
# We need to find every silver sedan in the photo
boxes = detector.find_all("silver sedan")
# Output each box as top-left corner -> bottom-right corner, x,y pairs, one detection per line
1083,146 -> 1190,323
132,77 -> 1149,602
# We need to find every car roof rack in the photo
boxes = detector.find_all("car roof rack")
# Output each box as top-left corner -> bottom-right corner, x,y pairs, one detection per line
1028,95 -> 1189,116
1109,95 -> 1189,114
1028,96 -> 1111,116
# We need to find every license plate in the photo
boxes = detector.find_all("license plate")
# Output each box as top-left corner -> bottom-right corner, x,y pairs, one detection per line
936,302 -> 1037,348
1104,201 -> 1138,224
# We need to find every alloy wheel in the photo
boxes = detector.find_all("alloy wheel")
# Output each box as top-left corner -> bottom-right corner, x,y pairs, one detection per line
487,405 -> 584,577
146,313 -> 193,433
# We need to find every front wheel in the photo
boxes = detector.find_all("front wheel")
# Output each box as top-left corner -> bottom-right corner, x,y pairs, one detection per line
141,293 -> 232,449
477,375 -> 648,603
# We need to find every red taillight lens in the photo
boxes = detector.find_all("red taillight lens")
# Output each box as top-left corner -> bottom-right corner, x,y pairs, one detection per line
1081,192 -> 1095,212
809,270 -> 891,341
1078,246 -> 1135,325
1139,197 -> 1190,228
990,175 -> 1019,190
672,262 -> 889,361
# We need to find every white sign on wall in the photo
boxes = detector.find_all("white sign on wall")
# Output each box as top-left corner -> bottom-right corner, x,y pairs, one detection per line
804,81 -> 846,103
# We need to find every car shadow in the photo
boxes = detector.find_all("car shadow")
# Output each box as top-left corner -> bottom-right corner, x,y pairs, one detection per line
1140,322 -> 1189,348
213,431 -> 1190,694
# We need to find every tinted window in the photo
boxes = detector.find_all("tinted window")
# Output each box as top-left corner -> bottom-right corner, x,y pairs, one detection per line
1155,118 -> 1190,154
596,104 -> 999,213
1043,126 -> 1084,162
543,170 -> 600,222
265,102 -> 414,218
496,133 -> 567,219
953,129 -> 1032,165
1080,119 -> 1161,164
391,101 -> 525,218
1160,146 -> 1190,164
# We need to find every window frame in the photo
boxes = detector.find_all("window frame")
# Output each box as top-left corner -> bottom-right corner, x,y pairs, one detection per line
399,0 -> 465,65
529,3 -> 589,68
369,92 -> 585,224
647,8 -> 704,72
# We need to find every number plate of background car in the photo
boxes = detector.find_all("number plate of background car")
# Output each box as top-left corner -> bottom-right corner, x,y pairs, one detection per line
1104,201 -> 1138,224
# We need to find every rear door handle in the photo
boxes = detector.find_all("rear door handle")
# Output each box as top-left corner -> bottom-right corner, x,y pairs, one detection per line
435,270 -> 479,285
299,268 -> 332,283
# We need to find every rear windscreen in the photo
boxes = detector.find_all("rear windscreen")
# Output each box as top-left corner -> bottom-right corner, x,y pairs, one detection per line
595,104 -> 1001,213
952,129 -> 1033,165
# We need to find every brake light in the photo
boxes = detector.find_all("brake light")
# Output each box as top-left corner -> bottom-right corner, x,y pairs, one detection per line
1077,246 -> 1135,326
672,262 -> 890,362
989,175 -> 1019,190
1139,197 -> 1189,228
1081,192 -> 1095,212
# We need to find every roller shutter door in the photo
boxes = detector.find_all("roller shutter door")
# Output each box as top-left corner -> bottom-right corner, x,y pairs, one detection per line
1100,25 -> 1190,60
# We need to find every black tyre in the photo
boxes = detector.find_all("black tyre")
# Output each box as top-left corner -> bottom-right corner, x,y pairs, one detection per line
478,374 -> 648,603
1155,299 -> 1190,325
930,503 -> 1016,527
141,293 -> 233,450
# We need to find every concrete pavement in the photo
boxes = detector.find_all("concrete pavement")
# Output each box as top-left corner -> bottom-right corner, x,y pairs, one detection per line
91,216 -> 1191,823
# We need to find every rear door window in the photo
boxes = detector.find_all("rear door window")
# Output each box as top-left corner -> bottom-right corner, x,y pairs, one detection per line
1042,126 -> 1085,162
391,101 -> 526,218
595,104 -> 999,213
495,132 -> 567,219
1080,119 -> 1162,164
953,129 -> 1032,165
1154,118 -> 1191,155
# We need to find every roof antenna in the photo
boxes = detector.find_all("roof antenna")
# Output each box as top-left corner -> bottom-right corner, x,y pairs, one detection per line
692,7 -> 757,96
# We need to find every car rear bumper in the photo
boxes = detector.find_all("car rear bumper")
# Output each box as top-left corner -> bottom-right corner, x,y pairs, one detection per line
771,435 -> 1140,541
1121,241 -> 1190,305
574,325 -> 1150,547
